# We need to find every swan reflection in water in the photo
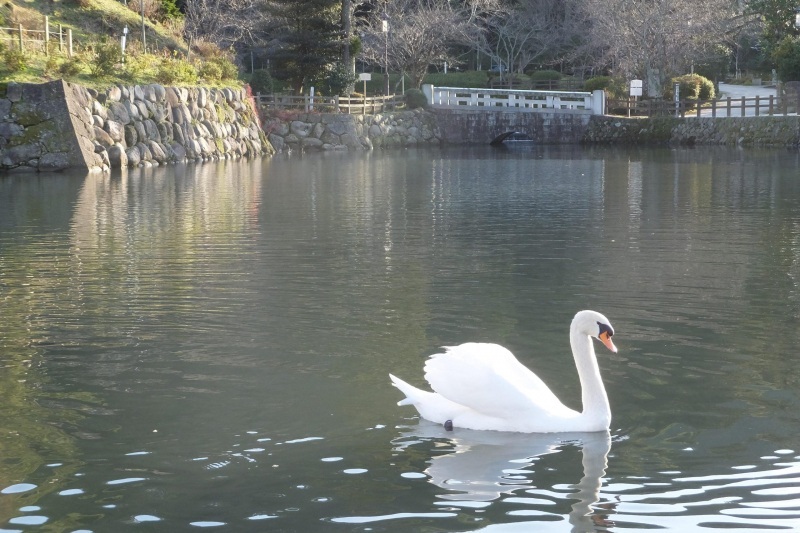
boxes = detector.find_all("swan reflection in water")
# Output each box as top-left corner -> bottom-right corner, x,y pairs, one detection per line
393,421 -> 614,531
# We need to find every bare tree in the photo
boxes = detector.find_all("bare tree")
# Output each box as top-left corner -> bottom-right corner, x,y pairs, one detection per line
360,0 -> 472,89
184,0 -> 268,51
465,0 -> 587,81
582,0 -> 738,96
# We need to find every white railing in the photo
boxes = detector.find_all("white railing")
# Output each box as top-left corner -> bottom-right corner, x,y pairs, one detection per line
422,85 -> 605,115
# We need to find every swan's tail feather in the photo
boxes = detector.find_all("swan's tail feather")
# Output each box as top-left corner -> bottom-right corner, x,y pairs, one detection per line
389,373 -> 425,406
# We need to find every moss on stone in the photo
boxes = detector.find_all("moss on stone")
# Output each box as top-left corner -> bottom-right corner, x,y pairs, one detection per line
11,103 -> 45,127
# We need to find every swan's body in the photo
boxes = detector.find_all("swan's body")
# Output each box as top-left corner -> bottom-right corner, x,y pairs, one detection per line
390,310 -> 617,433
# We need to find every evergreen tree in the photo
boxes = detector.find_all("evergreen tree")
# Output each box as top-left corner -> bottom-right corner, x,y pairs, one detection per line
266,0 -> 343,93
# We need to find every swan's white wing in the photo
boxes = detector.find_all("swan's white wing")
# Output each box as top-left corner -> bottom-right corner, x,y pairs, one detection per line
424,343 -> 573,419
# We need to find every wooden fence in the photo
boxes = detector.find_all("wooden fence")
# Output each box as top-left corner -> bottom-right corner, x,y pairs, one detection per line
256,93 -> 405,114
0,16 -> 74,56
609,94 -> 800,118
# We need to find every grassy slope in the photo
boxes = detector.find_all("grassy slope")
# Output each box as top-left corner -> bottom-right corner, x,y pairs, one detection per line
1,0 -> 193,87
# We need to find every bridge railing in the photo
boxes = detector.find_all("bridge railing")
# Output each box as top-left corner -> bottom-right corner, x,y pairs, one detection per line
422,85 -> 605,115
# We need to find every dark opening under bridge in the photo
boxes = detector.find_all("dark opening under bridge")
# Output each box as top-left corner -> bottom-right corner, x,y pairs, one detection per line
420,85 -> 607,145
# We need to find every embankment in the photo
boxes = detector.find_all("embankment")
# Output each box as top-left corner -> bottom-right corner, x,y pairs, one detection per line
263,108 -> 442,152
1,80 -> 272,173
4,81 -> 800,173
584,115 -> 800,146
263,109 -> 800,152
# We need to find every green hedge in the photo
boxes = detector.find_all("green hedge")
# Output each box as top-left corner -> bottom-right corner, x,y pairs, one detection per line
665,74 -> 715,100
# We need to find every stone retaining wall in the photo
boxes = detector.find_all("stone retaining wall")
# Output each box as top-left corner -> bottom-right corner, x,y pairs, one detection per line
1,81 -> 101,172
1,80 -> 272,173
5,82 -> 800,173
434,108 -> 592,144
584,115 -> 800,146
263,108 -> 441,152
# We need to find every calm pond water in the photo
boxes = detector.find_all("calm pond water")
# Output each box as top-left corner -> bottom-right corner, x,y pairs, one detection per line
1,145 -> 800,532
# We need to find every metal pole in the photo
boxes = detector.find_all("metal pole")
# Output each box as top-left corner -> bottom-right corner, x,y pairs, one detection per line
674,82 -> 680,118
141,2 -> 146,53
121,26 -> 128,63
382,19 -> 389,96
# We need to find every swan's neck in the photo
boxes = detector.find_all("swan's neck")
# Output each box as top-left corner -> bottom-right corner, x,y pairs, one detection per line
570,329 -> 611,430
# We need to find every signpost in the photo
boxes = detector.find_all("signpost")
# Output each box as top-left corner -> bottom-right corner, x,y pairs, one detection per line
629,79 -> 642,117
359,73 -> 371,114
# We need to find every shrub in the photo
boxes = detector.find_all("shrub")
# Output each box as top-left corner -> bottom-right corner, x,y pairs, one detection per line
666,73 -> 715,101
191,39 -> 224,60
583,76 -> 628,100
156,56 -> 198,85
3,48 -> 27,72
773,36 -> 800,82
529,69 -> 562,81
59,56 -> 84,77
250,69 -> 275,94
215,57 -> 238,80
527,69 -> 562,89
314,63 -> 357,96
123,53 -> 154,81
91,39 -> 122,77
405,88 -> 427,109
199,60 -> 223,82
160,0 -> 182,20
44,55 -> 60,77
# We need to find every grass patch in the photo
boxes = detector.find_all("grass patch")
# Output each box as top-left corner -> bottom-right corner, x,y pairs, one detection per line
0,0 -> 241,88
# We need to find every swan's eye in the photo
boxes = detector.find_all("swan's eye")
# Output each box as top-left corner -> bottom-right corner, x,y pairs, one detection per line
597,322 -> 614,337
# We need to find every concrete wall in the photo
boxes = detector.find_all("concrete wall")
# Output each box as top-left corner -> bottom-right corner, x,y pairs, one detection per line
1,80 -> 273,173
433,108 -> 592,144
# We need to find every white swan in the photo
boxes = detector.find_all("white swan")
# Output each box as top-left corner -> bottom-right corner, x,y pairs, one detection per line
389,310 -> 617,433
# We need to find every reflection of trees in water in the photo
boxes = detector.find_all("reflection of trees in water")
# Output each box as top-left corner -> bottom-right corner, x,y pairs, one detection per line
0,174 -> 89,521
394,423 -> 614,531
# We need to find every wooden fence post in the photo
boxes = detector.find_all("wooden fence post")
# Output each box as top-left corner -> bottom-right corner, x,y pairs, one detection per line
67,28 -> 72,57
18,24 -> 23,51
59,24 -> 64,53
45,16 -> 49,56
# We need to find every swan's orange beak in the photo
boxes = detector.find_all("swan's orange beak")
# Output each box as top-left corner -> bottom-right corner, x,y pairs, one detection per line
599,331 -> 617,353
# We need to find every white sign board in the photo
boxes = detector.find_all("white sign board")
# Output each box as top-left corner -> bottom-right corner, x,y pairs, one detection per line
359,73 -> 372,81
630,79 -> 643,97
